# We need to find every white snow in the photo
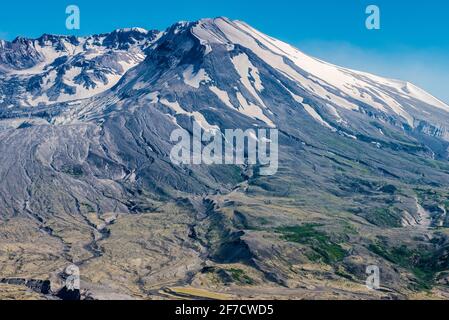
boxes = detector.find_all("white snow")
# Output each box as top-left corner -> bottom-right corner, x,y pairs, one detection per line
209,86 -> 234,108
145,92 -> 159,104
39,72 -> 122,106
192,19 -> 229,46
235,20 -> 448,123
213,19 -> 360,112
160,99 -> 186,114
13,45 -> 61,76
236,92 -> 275,127
193,17 -> 449,127
233,53 -> 264,92
5,33 -> 152,107
160,98 -> 219,132
182,65 -> 211,89
192,112 -> 220,133
63,66 -> 82,82
133,81 -> 147,90
403,82 -> 449,112
115,27 -> 149,34
325,103 -> 343,123
231,53 -> 266,108
303,104 -> 336,131
6,18 -> 449,134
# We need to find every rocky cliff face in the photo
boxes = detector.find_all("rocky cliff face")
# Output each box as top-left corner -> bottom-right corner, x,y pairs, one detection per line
0,38 -> 43,70
0,29 -> 161,107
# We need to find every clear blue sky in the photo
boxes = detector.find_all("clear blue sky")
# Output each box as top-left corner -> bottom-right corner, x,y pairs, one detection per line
1,0 -> 448,102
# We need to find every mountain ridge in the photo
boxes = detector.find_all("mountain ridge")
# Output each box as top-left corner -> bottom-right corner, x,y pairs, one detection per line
0,27 -> 161,107
3,17 -> 448,142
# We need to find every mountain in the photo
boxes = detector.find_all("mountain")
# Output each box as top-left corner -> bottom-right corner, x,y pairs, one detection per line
0,28 -> 160,107
1,17 -> 449,300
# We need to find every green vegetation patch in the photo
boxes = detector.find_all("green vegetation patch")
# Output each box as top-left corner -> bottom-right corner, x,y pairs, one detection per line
415,188 -> 449,216
365,207 -> 402,228
225,268 -> 255,285
368,243 -> 441,290
277,224 -> 347,264
61,164 -> 84,177
203,267 -> 255,286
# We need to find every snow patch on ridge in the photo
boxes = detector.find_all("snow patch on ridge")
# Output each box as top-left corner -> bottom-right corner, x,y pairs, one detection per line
303,104 -> 336,131
191,17 -> 448,128
160,98 -> 219,132
236,92 -> 274,127
231,53 -> 266,107
183,65 -> 211,89
209,86 -> 234,108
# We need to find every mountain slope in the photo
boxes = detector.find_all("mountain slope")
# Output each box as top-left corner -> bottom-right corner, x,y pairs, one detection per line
1,18 -> 449,299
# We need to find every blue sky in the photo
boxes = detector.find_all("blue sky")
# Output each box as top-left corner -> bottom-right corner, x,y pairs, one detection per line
1,0 -> 448,102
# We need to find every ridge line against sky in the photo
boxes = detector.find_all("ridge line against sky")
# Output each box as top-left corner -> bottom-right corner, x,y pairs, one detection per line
1,0 -> 448,103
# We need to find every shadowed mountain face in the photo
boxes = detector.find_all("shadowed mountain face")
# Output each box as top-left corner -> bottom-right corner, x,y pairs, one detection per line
1,18 -> 449,300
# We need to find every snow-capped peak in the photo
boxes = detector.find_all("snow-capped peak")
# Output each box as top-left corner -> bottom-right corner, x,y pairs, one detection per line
1,18 -> 448,142
114,27 -> 149,34
190,17 -> 449,126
